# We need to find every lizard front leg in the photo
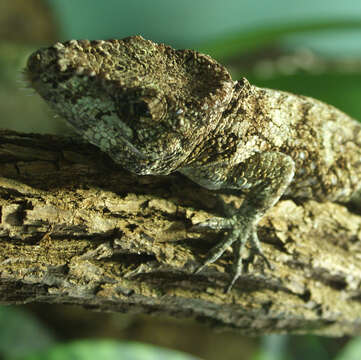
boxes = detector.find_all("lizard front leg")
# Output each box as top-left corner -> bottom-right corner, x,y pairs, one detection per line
184,152 -> 295,293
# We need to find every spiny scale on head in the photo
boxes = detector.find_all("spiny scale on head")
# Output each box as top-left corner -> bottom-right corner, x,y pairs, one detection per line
26,36 -> 234,105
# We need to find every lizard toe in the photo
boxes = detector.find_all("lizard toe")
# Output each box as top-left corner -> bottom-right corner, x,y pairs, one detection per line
190,216 -> 235,231
194,216 -> 273,292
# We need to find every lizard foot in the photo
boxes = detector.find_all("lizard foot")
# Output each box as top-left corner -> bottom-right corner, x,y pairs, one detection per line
192,215 -> 273,293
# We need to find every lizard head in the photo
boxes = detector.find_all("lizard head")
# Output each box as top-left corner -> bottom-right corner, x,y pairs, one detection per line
26,36 -> 234,175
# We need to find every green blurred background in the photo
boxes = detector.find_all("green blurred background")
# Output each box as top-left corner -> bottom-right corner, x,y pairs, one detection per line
1,0 -> 361,359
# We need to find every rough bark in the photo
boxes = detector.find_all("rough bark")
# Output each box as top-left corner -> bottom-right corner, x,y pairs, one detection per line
0,129 -> 361,336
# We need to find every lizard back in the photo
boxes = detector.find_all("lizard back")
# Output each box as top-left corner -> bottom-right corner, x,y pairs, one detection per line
221,81 -> 361,202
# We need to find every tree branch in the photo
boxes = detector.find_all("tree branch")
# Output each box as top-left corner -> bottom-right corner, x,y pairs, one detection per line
0,129 -> 361,336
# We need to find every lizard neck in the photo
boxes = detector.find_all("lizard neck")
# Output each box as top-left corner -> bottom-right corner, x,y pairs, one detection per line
178,77 -> 261,169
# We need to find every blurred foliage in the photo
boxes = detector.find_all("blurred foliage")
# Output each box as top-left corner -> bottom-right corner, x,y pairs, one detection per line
25,303 -> 256,360
0,307 -> 54,359
0,0 -> 58,44
335,337 -> 361,360
18,340 -> 199,360
198,19 -> 361,61
0,43 -> 35,86
0,0 -> 64,134
0,305 -> 360,360
0,42 -> 69,134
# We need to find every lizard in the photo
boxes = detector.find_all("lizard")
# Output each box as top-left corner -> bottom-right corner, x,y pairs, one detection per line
25,35 -> 361,292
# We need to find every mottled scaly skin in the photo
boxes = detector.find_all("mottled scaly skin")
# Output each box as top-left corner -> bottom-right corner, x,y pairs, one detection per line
26,36 -> 361,292
184,79 -> 361,202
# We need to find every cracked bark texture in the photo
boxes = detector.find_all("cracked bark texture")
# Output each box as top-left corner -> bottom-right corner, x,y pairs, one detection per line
0,129 -> 361,336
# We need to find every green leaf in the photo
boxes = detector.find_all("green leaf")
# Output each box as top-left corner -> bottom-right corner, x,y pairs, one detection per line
334,337 -> 361,360
0,306 -> 54,359
19,340 -> 201,360
197,19 -> 361,61
251,335 -> 289,360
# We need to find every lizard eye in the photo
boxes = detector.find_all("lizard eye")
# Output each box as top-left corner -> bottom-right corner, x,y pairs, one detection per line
133,99 -> 151,118
133,96 -> 167,122
116,93 -> 167,125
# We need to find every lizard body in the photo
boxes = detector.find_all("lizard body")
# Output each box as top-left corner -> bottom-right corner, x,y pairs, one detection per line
26,36 -> 361,292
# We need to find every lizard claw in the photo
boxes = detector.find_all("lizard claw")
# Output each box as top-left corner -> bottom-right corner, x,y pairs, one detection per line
194,263 -> 206,275
193,215 -> 273,292
246,230 -> 274,271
